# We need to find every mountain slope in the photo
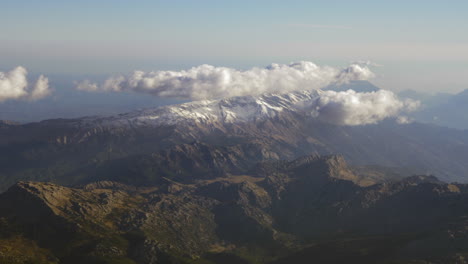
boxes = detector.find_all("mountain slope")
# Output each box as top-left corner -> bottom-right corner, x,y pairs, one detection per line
0,88 -> 468,191
1,155 -> 468,263
399,88 -> 468,130
85,90 -> 321,127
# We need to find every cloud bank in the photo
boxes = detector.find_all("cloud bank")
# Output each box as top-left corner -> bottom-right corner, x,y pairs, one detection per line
310,90 -> 420,126
75,61 -> 418,126
76,61 -> 375,100
0,67 -> 51,102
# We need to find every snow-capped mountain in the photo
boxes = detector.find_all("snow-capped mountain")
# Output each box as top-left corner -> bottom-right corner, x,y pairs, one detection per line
84,87 -> 415,128
1,88 -> 468,187
93,90 -> 322,127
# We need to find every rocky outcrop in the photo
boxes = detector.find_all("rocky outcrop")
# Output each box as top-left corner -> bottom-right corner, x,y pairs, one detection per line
1,155 -> 468,263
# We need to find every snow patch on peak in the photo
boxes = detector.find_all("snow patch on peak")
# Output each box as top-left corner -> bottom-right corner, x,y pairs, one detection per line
99,90 -> 321,127
87,88 -> 417,127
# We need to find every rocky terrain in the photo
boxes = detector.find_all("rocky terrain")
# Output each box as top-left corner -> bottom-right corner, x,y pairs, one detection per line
0,89 -> 468,192
1,155 -> 468,263
1,89 -> 468,263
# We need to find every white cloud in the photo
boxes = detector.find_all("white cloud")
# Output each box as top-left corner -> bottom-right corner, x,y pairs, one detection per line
75,61 -> 375,100
396,116 -> 413,124
75,80 -> 99,91
74,61 -> 416,126
310,90 -> 420,126
0,66 -> 52,102
30,75 -> 51,100
334,63 -> 375,85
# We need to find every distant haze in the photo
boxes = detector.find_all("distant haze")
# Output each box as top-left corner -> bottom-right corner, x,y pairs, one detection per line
0,1 -> 467,93
0,1 -> 466,128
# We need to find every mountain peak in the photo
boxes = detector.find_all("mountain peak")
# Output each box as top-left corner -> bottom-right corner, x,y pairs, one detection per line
95,89 -> 321,127
325,80 -> 380,93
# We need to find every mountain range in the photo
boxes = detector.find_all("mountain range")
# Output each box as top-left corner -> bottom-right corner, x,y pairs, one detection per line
2,155 -> 468,263
1,87 -> 468,191
2,86 -> 468,263
403,88 -> 468,130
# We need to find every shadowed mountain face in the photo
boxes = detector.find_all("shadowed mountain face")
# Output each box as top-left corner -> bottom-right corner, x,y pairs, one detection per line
1,89 -> 468,263
420,89 -> 468,130
1,155 -> 468,264
0,104 -> 468,191
399,88 -> 468,130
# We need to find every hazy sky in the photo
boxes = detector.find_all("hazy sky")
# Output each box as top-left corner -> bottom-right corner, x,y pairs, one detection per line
1,0 -> 467,92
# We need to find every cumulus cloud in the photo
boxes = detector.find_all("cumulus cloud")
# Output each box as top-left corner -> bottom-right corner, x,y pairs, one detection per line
0,66 -> 51,102
309,90 -> 420,126
74,61 -> 417,126
76,61 -> 375,100
30,75 -> 51,100
396,116 -> 413,124
334,63 -> 375,85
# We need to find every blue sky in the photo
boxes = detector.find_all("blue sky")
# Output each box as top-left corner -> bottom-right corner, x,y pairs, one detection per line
1,0 -> 467,92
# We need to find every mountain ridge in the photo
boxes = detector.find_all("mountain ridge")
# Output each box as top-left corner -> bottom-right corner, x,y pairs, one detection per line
1,154 -> 468,263
0,90 -> 468,190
